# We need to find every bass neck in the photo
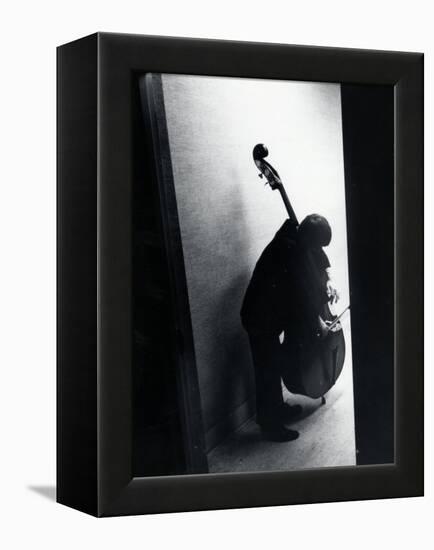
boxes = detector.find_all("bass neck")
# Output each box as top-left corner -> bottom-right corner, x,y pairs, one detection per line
278,185 -> 299,226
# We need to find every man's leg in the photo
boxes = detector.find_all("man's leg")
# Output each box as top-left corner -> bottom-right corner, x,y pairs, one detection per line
248,332 -> 299,441
248,332 -> 284,426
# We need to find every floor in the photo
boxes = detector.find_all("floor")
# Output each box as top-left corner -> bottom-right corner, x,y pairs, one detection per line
207,346 -> 356,473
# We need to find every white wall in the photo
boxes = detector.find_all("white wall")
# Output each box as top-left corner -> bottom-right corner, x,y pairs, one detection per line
162,74 -> 353,450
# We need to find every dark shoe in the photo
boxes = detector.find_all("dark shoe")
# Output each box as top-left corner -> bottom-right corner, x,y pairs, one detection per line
281,402 -> 302,423
260,424 -> 300,442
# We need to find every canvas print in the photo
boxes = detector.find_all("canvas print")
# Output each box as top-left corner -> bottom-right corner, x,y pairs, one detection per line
132,73 -> 394,477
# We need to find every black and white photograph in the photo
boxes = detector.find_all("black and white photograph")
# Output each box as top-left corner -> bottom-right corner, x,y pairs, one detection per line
0,0 -> 429,544
132,72 -> 395,477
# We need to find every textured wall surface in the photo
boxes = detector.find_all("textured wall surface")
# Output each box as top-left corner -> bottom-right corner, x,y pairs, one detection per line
161,74 -> 353,452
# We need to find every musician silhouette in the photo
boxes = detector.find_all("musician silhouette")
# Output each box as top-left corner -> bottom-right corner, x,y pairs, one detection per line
241,214 -> 338,441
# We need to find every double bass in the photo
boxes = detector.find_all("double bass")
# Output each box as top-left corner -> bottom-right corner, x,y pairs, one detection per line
253,143 -> 349,401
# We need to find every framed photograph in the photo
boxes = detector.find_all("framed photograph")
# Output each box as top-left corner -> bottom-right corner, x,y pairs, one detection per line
57,33 -> 423,516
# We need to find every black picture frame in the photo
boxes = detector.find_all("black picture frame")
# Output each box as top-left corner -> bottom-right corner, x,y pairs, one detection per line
57,32 -> 423,517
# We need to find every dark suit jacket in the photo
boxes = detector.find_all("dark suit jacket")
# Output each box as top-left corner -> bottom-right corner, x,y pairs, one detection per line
240,219 -> 330,338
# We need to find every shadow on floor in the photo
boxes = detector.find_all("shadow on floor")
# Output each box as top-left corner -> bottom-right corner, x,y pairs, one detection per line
27,485 -> 56,502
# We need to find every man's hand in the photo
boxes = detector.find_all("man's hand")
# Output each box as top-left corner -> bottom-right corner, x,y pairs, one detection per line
326,281 -> 340,304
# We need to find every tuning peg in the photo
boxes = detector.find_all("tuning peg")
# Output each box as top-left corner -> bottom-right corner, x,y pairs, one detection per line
258,173 -> 263,179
